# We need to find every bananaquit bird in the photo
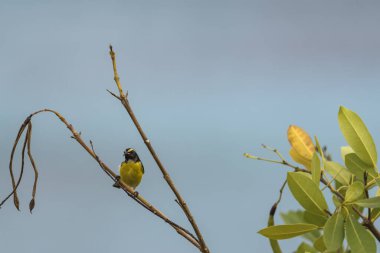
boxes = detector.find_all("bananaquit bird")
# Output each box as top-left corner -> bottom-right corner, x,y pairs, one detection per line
113,148 -> 144,191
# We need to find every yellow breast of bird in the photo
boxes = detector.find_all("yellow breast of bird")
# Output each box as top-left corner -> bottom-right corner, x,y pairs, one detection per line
119,161 -> 143,189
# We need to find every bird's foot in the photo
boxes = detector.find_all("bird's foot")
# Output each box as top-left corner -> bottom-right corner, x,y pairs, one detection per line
133,191 -> 139,198
113,176 -> 121,188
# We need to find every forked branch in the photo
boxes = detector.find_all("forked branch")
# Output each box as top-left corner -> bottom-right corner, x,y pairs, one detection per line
1,46 -> 209,252
0,46 -> 217,250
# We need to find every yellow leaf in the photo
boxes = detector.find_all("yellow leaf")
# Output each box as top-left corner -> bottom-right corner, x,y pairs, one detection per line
288,125 -> 315,160
290,148 -> 312,170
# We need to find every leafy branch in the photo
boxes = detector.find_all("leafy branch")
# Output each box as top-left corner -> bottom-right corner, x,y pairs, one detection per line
246,107 -> 380,252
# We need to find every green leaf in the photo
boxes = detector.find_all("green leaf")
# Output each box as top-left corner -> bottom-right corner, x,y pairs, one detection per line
311,153 -> 321,185
323,212 -> 345,251
353,196 -> 380,208
296,242 -> 318,253
345,181 -> 365,203
287,172 -> 329,216
338,106 -> 377,167
258,224 -> 319,240
267,215 -> 282,253
313,236 -> 326,252
346,214 -> 376,253
337,185 -> 348,196
315,136 -> 324,161
280,210 -> 320,241
332,195 -> 342,208
345,153 -> 377,181
280,210 -> 304,224
304,211 -> 327,227
341,146 -> 354,163
371,190 -> 380,222
346,205 -> 364,221
371,208 -> 380,222
334,179 -> 344,193
324,161 -> 353,186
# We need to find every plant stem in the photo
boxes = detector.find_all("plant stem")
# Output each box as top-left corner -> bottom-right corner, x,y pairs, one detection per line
267,179 -> 287,253
109,46 -> 209,253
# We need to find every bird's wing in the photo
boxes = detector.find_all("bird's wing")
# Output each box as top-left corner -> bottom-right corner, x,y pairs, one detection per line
141,161 -> 145,174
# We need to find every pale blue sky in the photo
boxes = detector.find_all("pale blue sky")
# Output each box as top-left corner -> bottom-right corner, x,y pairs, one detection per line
1,1 -> 380,252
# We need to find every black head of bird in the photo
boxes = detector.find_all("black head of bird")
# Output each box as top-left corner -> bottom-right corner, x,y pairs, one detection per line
124,148 -> 138,162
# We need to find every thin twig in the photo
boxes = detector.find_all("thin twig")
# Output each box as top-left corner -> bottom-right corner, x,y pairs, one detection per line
6,117 -> 32,209
364,172 -> 371,222
106,89 -> 121,101
268,179 -> 287,228
0,122 -> 31,210
274,180 -> 287,207
109,46 -> 209,253
244,153 -> 289,167
244,153 -> 301,171
261,144 -> 287,162
267,179 -> 287,253
321,168 -> 346,191
27,122 -> 38,213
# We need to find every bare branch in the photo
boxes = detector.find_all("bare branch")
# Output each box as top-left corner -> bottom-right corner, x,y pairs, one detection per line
109,45 -> 209,253
1,109 -> 200,249
0,122 -> 31,210
27,122 -> 38,213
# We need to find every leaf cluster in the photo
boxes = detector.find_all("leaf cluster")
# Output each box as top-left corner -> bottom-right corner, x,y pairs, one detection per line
247,106 -> 380,253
